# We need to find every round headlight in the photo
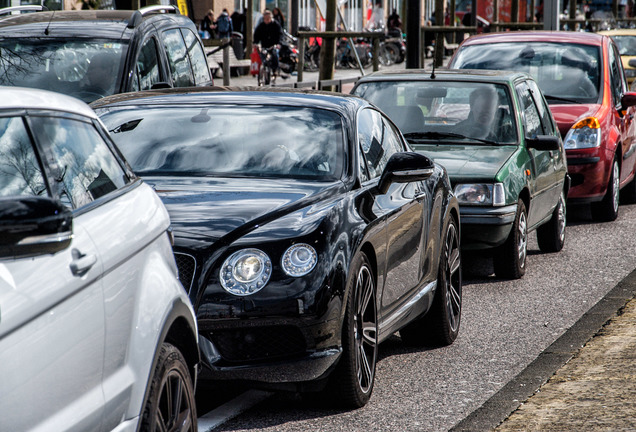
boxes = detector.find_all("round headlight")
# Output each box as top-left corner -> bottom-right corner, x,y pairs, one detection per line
220,248 -> 272,296
282,243 -> 317,277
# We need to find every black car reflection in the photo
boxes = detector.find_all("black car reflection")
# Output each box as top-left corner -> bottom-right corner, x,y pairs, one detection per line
93,88 -> 462,408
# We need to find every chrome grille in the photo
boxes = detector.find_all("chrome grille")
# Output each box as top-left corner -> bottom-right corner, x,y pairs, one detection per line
174,252 -> 196,293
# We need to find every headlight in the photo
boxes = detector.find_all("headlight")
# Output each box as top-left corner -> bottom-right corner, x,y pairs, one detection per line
220,248 -> 272,296
282,243 -> 317,277
455,183 -> 505,206
564,117 -> 601,149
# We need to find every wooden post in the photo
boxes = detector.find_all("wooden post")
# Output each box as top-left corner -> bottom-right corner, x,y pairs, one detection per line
406,0 -> 421,68
297,35 -> 305,82
246,0 -> 253,57
222,41 -> 230,86
434,0 -> 444,67
511,0 -> 519,23
493,0 -> 498,31
319,0 -> 337,88
372,37 -> 379,71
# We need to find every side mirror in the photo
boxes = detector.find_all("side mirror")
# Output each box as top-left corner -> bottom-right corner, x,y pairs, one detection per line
622,92 -> 636,110
526,135 -> 560,151
0,197 -> 72,259
629,59 -> 636,68
377,152 -> 435,194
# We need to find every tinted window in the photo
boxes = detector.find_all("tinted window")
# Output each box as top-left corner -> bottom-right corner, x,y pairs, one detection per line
133,37 -> 162,91
527,80 -> 555,135
612,35 -> 636,56
162,29 -> 195,87
516,81 -> 542,137
180,28 -> 211,85
0,39 -> 126,103
99,105 -> 345,180
0,116 -> 46,197
31,117 -> 129,209
609,44 -> 624,106
453,42 -> 601,104
357,109 -> 402,179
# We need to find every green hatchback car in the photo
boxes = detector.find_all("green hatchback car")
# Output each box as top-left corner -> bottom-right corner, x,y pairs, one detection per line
352,69 -> 569,279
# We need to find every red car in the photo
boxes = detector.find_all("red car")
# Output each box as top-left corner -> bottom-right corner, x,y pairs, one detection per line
450,31 -> 636,221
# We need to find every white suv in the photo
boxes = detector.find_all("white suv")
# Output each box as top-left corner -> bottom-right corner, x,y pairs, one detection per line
0,87 -> 199,431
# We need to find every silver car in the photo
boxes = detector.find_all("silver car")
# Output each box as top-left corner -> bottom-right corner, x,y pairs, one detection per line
0,87 -> 199,431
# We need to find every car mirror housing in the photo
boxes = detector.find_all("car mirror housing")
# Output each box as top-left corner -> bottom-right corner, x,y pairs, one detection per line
621,92 -> 636,110
526,135 -> 560,151
629,58 -> 636,68
0,196 -> 73,259
377,152 -> 435,194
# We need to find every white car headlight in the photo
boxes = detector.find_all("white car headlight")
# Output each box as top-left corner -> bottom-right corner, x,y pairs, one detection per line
455,183 -> 505,206
220,248 -> 272,296
282,243 -> 317,277
564,117 -> 601,149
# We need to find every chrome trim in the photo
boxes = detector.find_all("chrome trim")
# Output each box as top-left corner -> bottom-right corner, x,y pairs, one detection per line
139,5 -> 180,15
393,168 -> 435,177
17,231 -> 72,245
379,280 -> 437,334
0,5 -> 47,15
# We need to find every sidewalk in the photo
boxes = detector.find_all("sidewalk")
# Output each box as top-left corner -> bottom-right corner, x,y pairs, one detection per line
452,270 -> 636,431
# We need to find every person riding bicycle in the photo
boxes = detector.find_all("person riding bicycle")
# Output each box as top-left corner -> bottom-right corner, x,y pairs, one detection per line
253,9 -> 283,76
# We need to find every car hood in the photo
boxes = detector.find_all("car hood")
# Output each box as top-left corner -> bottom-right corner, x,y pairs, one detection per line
143,176 -> 343,246
411,144 -> 516,182
549,103 -> 602,138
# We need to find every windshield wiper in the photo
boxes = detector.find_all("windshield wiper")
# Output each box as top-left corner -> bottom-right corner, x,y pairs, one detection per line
544,94 -> 583,104
404,131 -> 499,146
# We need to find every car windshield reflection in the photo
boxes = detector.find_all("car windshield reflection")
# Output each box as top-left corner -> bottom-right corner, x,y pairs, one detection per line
354,81 -> 518,145
100,105 -> 345,180
0,39 -> 126,103
452,42 -> 601,104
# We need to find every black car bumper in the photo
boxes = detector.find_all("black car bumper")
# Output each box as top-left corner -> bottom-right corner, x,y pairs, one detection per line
459,204 -> 517,250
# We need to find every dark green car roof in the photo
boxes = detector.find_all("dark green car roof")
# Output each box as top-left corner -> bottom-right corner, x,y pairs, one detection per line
357,68 -> 531,85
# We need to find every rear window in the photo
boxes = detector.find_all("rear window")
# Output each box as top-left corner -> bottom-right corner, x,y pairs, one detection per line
0,39 -> 127,103
452,42 -> 601,104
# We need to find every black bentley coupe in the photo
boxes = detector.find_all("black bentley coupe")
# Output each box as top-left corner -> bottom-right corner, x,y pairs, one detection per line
93,88 -> 462,408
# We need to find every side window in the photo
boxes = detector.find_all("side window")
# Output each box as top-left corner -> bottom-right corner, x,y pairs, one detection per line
527,80 -> 555,135
609,44 -> 625,107
357,109 -> 403,179
31,116 -> 129,209
0,116 -> 47,197
162,28 -> 195,87
133,37 -> 162,91
180,28 -> 211,85
516,82 -> 542,137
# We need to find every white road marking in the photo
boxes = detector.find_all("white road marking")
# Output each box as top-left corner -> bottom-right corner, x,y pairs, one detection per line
198,390 -> 273,431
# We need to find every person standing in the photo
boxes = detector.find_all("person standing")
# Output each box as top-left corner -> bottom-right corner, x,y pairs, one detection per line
216,9 -> 233,39
272,7 -> 285,30
201,10 -> 216,39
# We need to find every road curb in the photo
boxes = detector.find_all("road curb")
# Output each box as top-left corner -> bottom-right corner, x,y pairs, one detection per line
449,267 -> 636,432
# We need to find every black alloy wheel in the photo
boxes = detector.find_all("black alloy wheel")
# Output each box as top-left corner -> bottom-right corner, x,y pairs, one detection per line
328,252 -> 378,408
537,190 -> 566,253
400,217 -> 462,346
141,343 -> 197,432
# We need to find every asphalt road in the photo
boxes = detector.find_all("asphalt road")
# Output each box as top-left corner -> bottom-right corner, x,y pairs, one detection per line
194,201 -> 636,431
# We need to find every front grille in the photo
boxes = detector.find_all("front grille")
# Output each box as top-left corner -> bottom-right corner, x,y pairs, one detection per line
210,325 -> 307,364
174,252 -> 196,293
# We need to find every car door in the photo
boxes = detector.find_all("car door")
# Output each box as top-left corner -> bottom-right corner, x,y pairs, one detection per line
0,113 -> 106,432
527,79 -> 567,208
129,35 -> 165,92
515,80 -> 555,227
609,42 -> 636,185
357,108 -> 428,316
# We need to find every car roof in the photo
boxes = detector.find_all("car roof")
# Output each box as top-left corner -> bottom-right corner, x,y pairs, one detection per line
0,8 -> 186,38
460,31 -> 607,47
0,86 -> 97,118
91,86 -> 370,114
357,68 -> 530,84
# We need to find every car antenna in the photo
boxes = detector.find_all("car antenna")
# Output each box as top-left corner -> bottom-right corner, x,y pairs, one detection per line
44,10 -> 55,35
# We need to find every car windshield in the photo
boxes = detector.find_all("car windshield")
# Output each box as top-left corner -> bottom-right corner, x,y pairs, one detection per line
452,42 -> 601,104
612,35 -> 636,56
98,105 -> 345,180
0,38 -> 126,103
354,81 -> 518,145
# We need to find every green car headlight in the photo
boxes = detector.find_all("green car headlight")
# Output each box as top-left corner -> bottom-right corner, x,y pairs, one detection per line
220,248 -> 272,296
455,183 -> 505,206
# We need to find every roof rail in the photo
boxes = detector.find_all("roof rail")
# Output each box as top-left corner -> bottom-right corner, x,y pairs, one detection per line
0,5 -> 49,16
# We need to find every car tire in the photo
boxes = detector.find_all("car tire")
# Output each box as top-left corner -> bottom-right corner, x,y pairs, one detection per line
328,251 -> 377,408
592,158 -> 620,222
400,216 -> 462,347
140,343 -> 197,432
494,199 -> 527,279
536,190 -> 566,253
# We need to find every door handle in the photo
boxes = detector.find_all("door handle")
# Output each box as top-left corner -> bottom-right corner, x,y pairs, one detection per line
70,248 -> 97,276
